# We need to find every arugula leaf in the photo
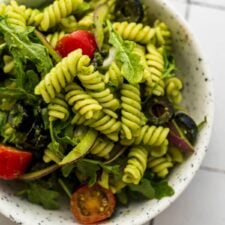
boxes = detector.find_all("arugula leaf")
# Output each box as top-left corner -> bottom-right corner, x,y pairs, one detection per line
152,180 -> 175,200
0,17 -> 53,88
107,21 -> 144,84
82,158 -> 121,175
23,183 -> 60,210
24,70 -> 40,93
0,111 -> 7,131
128,178 -> 155,199
76,160 -> 100,185
162,50 -> 176,78
116,188 -> 128,205
0,87 -> 38,105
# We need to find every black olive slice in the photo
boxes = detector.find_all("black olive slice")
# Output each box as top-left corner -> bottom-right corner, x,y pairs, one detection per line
114,0 -> 144,23
174,112 -> 198,144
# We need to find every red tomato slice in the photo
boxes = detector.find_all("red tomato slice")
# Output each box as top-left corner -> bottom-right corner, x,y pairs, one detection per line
0,145 -> 32,180
56,30 -> 97,58
71,184 -> 116,224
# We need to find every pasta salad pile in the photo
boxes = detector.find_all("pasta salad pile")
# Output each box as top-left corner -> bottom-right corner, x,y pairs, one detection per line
0,0 -> 200,224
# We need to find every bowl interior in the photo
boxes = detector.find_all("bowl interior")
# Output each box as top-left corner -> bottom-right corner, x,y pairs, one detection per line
0,0 -> 214,225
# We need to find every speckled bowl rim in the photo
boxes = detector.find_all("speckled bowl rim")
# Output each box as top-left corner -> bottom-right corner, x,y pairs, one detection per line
0,0 -> 214,225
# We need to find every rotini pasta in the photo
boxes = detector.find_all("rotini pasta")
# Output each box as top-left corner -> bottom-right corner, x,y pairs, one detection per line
78,12 -> 94,28
104,62 -> 123,89
112,21 -> 155,44
58,15 -> 77,33
120,83 -> 142,140
133,46 -> 152,88
153,20 -> 172,50
123,146 -> 148,184
24,8 -> 43,27
89,136 -> 115,158
34,49 -> 93,103
148,154 -> 173,178
165,77 -> 183,104
78,71 -> 120,111
65,82 -> 102,119
3,55 -> 15,74
71,111 -> 121,141
48,94 -> 70,121
121,125 -> 170,147
168,146 -> 184,163
5,1 -> 26,28
46,31 -> 66,48
145,43 -> 165,96
39,0 -> 83,31
150,139 -> 169,157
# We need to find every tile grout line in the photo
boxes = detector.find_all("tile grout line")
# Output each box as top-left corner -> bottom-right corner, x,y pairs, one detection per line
185,0 -> 191,20
190,1 -> 225,11
200,166 -> 225,175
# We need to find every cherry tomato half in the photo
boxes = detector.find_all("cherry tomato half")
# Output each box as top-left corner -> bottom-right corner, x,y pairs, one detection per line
71,184 -> 116,224
0,145 -> 32,180
56,30 -> 97,58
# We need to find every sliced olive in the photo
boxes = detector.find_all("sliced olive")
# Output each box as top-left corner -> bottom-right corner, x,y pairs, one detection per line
115,0 -> 144,23
174,112 -> 198,144
143,96 -> 174,125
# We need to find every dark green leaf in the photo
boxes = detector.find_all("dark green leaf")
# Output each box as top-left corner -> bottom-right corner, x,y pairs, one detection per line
116,188 -> 128,205
0,111 -> 7,129
25,70 -> 39,93
152,180 -> 175,200
76,160 -> 100,184
0,87 -> 38,104
128,178 -> 155,199
0,17 -> 53,88
25,183 -> 60,209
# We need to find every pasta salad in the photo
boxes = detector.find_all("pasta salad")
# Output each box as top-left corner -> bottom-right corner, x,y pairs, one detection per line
0,0 -> 200,224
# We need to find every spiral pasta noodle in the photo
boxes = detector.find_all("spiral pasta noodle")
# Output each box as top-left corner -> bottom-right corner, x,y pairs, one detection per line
89,136 -> 115,158
78,12 -> 94,28
123,146 -> 148,184
165,77 -> 183,104
24,8 -> 43,27
78,71 -> 120,111
120,84 -> 142,140
148,154 -> 173,178
98,170 -> 127,193
112,21 -> 155,44
48,94 -> 70,121
150,139 -> 169,157
71,111 -> 121,141
104,62 -> 123,89
46,31 -> 66,48
0,3 -> 7,15
145,43 -> 165,96
34,49 -> 93,103
121,125 -> 169,147
133,46 -> 152,88
168,146 -> 184,163
58,15 -> 77,33
39,0 -> 83,31
154,20 -> 172,50
65,82 -> 102,119
3,55 -> 15,74
5,1 -> 26,28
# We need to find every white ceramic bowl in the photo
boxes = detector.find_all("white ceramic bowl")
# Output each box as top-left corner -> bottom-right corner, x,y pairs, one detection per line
0,0 -> 214,225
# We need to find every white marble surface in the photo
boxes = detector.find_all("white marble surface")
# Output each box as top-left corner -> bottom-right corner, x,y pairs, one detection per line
0,0 -> 223,224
